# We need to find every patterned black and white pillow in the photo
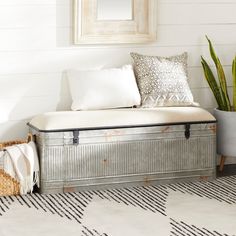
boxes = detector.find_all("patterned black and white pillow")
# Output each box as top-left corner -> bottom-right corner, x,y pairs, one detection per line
130,52 -> 197,108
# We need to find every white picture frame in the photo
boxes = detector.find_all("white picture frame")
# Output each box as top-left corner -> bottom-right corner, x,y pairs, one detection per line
73,0 -> 157,45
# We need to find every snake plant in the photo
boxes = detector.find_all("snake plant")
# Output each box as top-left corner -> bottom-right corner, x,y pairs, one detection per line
201,36 -> 236,111
233,56 -> 236,110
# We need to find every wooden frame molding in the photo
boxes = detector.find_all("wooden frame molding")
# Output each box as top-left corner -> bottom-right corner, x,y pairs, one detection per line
73,0 -> 157,44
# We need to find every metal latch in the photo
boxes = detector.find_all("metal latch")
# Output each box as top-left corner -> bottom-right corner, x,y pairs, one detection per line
185,124 -> 190,139
73,130 -> 80,144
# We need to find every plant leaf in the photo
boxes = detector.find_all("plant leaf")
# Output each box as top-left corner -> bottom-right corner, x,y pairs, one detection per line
201,56 -> 225,110
206,36 -> 218,66
206,36 -> 231,110
233,56 -> 236,111
216,58 -> 231,110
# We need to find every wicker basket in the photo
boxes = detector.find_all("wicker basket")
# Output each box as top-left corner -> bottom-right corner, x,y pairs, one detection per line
0,134 -> 33,196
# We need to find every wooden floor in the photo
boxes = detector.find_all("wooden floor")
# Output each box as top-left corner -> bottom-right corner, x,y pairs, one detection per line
217,164 -> 236,177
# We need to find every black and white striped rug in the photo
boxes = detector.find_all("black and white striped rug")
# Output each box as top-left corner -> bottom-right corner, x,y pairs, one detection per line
0,176 -> 236,236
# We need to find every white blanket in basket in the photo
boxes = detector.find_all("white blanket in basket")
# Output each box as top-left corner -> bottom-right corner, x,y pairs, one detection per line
3,142 -> 39,195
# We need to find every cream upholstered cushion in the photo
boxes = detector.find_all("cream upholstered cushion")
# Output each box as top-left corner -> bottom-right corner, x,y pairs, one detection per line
29,107 -> 215,131
67,65 -> 141,110
130,52 -> 197,107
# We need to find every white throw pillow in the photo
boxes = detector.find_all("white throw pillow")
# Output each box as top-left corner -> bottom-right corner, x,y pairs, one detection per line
67,65 -> 141,110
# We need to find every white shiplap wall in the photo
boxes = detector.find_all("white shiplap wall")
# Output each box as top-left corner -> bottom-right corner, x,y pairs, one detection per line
0,0 -> 236,142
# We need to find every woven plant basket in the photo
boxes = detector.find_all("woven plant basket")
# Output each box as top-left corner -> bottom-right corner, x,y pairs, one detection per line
0,134 -> 33,196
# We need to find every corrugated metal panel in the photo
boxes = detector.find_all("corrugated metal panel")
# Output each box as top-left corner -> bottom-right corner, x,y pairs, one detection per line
64,137 -> 215,180
31,123 -> 216,193
39,146 -> 64,181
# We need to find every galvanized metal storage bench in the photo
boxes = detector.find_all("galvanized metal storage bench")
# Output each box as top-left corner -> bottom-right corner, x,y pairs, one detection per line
28,107 -> 216,194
